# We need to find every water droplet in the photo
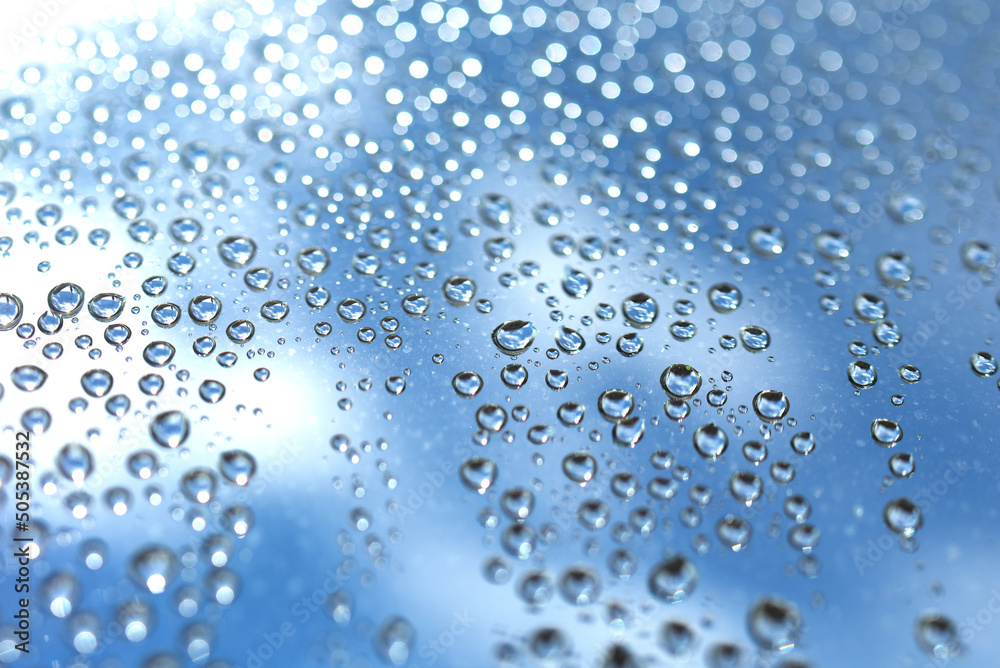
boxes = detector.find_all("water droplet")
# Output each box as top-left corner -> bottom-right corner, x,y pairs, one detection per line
87,293 -> 124,322
500,487 -> 533,520
129,545 -> 178,594
622,293 -> 658,328
218,235 -> 257,268
717,514 -> 752,551
971,351 -> 997,377
150,411 -> 190,449
501,363 -> 528,388
739,325 -> 771,351
189,295 -> 222,325
151,302 -> 182,328
612,416 -> 645,448
729,471 -> 763,507
661,364 -> 702,398
519,571 -> 554,606
56,443 -> 93,484
562,267 -> 592,298
559,566 -> 601,605
884,497 -> 922,537
961,240 -> 998,271
914,611 -> 962,659
199,380 -> 226,404
661,621 -> 696,660
693,423 -> 728,460
460,457 -> 496,493
616,333 -> 643,357
181,467 -> 218,503
245,268 -> 273,291
749,225 -> 786,256
649,555 -> 698,602
453,371 -> 483,398
813,230 -> 851,260
887,192 -> 926,224
480,193 -> 513,226
871,419 -> 903,446
555,326 -> 586,354
752,390 -> 789,422
853,293 -> 888,322
889,453 -> 916,478
747,597 -> 802,652
443,276 -> 476,306
143,341 -> 176,367
11,365 -> 47,392
219,450 -> 256,486
401,294 -> 430,316
226,319 -> 255,343
562,452 -> 597,485
142,276 -> 168,296
80,369 -> 113,397
873,321 -> 902,348
708,283 -> 742,312
598,390 -> 634,422
48,282 -> 85,316
877,251 -> 914,285
790,432 -> 816,456
297,247 -> 329,275
261,300 -> 289,322
169,217 -> 202,243
847,360 -> 877,389
0,293 -> 23,330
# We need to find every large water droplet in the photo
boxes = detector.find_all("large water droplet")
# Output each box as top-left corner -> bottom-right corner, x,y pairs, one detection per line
708,283 -> 742,312
622,293 -> 658,328
752,390 -> 790,422
150,411 -> 190,449
453,371 -> 483,398
218,235 -> 257,268
693,423 -> 728,460
884,497 -> 922,537
871,419 -> 903,446
493,320 -> 537,355
189,295 -> 222,325
87,293 -> 124,322
443,276 -> 476,306
661,364 -> 702,398
11,365 -> 47,392
226,319 -> 255,343
129,545 -> 178,594
914,611 -> 962,659
219,450 -> 257,486
747,596 -> 802,652
48,282 -> 85,316
0,293 -> 23,330
460,458 -> 497,493
649,555 -> 698,603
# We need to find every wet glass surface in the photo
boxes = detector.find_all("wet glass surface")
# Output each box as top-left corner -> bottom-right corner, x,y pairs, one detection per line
0,0 -> 999,666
